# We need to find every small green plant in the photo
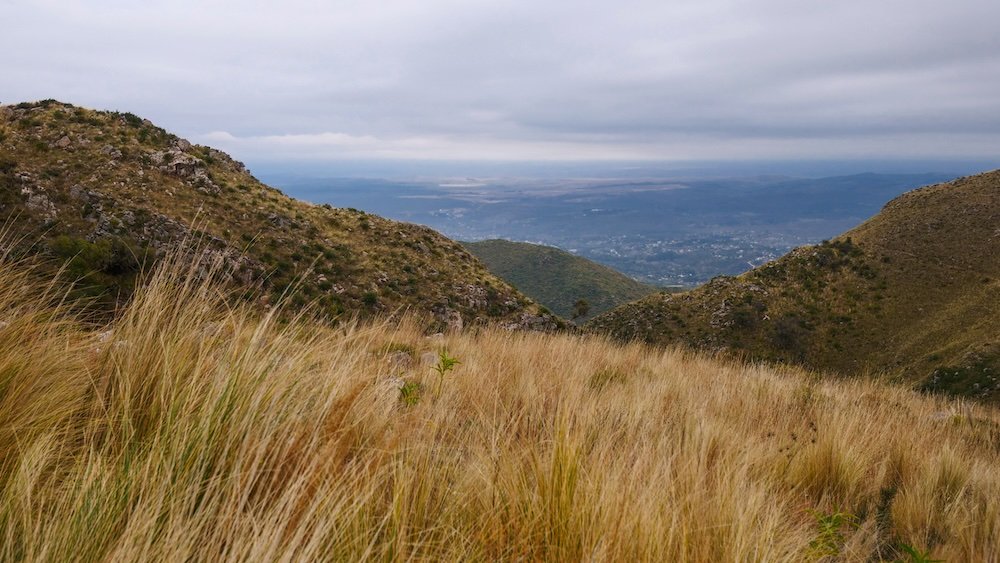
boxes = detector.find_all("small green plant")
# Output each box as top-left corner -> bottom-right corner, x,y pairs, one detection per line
398,380 -> 423,406
808,508 -> 857,558
896,542 -> 943,563
432,350 -> 460,396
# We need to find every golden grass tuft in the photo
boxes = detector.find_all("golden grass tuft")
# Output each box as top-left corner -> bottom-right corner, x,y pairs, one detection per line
0,250 -> 998,561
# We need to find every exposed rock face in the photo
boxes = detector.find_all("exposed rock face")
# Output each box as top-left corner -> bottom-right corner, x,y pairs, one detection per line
15,173 -> 58,225
149,148 -> 220,194
444,309 -> 463,332
503,312 -> 562,332
100,145 -> 122,159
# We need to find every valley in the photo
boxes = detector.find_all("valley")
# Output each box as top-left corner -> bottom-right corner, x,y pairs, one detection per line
270,171 -> 956,286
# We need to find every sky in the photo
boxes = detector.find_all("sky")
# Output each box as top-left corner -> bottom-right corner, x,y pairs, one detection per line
4,0 -> 1000,165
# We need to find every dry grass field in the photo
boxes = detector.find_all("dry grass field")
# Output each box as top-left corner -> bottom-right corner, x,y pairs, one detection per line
1,248 -> 998,562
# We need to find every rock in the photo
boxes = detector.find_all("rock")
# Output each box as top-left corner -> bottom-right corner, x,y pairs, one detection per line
192,169 -> 221,195
175,138 -> 192,151
445,309 -> 463,332
374,375 -> 406,410
389,350 -> 413,370
502,312 -> 561,332
54,135 -> 71,149
421,351 -> 438,365
100,145 -> 122,159
266,213 -> 291,228
431,305 -> 465,333
151,149 -> 204,178
20,185 -> 58,224
454,284 -> 489,309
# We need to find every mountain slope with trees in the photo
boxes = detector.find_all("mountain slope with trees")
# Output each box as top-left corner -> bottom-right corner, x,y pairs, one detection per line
463,239 -> 657,321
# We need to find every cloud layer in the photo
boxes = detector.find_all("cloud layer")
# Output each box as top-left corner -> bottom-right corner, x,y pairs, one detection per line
5,0 -> 1000,162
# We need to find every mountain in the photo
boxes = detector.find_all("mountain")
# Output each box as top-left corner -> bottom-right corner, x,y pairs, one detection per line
589,170 -> 1000,401
463,239 -> 658,321
0,100 -> 559,331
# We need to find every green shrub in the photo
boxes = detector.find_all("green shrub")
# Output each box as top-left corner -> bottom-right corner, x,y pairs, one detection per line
47,235 -> 151,305
808,508 -> 857,558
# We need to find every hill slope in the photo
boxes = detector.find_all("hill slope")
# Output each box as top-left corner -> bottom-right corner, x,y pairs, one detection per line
589,170 -> 1000,401
0,100 -> 557,330
463,239 -> 657,321
2,250 -> 999,561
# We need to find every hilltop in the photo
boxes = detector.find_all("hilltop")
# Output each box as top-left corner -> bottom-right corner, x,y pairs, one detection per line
0,100 -> 558,330
590,170 -> 1000,401
463,239 -> 657,321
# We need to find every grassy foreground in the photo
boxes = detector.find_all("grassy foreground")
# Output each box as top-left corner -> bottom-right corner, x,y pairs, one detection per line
0,253 -> 998,562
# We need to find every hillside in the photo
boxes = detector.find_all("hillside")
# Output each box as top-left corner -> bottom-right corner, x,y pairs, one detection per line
590,170 -> 1000,401
2,248 -> 998,561
0,100 -> 558,330
463,239 -> 657,321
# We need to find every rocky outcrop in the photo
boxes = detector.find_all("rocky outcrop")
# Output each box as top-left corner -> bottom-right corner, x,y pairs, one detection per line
149,147 -> 221,195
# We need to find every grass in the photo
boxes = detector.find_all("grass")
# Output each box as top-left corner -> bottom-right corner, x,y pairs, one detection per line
0,250 -> 999,561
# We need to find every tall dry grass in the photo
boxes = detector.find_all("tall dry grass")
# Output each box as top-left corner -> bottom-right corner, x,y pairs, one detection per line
0,250 -> 998,562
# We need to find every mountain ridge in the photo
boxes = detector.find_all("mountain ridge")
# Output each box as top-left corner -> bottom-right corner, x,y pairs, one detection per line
0,99 -> 560,331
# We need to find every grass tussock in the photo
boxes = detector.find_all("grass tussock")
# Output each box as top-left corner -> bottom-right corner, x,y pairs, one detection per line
0,251 -> 999,562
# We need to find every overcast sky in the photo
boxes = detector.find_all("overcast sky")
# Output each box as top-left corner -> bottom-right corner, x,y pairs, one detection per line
4,0 -> 1000,163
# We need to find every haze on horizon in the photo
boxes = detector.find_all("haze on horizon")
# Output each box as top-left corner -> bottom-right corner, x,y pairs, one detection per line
4,0 -> 1000,167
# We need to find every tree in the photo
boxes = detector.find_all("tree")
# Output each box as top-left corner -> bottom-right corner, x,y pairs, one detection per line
572,298 -> 590,320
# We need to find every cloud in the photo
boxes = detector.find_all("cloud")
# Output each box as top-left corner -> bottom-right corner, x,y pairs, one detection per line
199,129 -> 1000,162
4,0 -> 1000,163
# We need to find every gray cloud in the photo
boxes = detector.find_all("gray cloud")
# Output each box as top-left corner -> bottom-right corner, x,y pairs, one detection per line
4,0 -> 1000,161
